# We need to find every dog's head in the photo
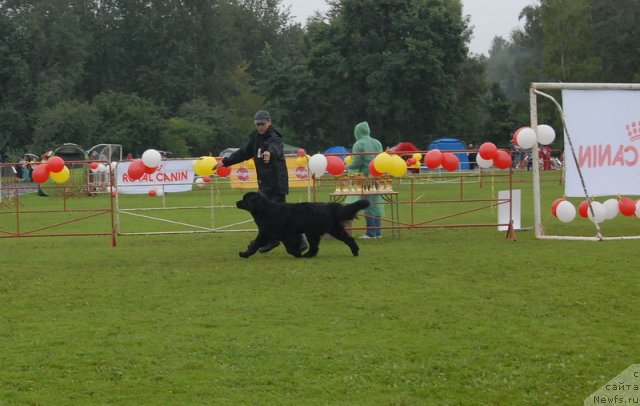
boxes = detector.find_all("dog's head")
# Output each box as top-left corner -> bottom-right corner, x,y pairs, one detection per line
236,191 -> 264,213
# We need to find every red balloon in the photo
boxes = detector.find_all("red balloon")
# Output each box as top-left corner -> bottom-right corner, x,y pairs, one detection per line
478,142 -> 498,160
441,152 -> 459,171
424,149 -> 443,169
493,149 -> 512,169
127,159 -> 146,180
148,189 -> 157,197
297,148 -> 306,156
578,200 -> 590,218
47,156 -> 65,173
368,159 -> 382,177
216,165 -> 232,177
203,176 -> 211,183
32,164 -> 50,184
144,164 -> 157,174
90,161 -> 99,171
619,197 -> 636,216
406,157 -> 417,166
326,156 -> 346,176
551,198 -> 566,217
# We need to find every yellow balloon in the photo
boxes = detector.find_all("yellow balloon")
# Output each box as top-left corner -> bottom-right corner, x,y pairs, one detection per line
389,155 -> 408,177
50,165 -> 70,183
412,153 -> 422,162
373,152 -> 393,173
295,156 -> 306,166
344,155 -> 352,164
194,156 -> 216,176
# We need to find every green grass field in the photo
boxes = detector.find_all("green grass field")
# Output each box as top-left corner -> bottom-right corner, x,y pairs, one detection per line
1,171 -> 639,404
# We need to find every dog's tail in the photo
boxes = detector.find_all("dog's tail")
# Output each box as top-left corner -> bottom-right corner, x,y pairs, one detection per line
339,199 -> 370,221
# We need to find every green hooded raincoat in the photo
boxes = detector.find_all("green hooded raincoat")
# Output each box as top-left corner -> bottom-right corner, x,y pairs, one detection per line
346,121 -> 385,217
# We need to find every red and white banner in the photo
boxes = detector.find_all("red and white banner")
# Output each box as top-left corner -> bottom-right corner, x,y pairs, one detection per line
562,90 -> 640,197
116,159 -> 195,194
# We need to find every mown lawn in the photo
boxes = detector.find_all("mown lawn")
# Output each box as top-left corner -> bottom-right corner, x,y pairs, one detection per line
1,171 -> 639,404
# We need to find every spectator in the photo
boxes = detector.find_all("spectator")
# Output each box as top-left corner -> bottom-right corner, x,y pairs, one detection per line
467,143 -> 476,170
22,155 -> 32,181
346,121 -> 385,238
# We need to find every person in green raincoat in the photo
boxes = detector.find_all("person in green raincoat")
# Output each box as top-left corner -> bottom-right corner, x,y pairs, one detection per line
346,121 -> 385,238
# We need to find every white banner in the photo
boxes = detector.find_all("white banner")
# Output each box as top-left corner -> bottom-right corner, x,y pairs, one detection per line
562,90 -> 640,197
116,159 -> 195,194
498,189 -> 521,231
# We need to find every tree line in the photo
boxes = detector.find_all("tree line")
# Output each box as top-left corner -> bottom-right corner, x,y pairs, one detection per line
1,0 -> 639,162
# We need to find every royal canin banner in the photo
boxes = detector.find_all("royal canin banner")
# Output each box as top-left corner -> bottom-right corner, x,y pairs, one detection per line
562,90 -> 640,197
116,159 -> 195,194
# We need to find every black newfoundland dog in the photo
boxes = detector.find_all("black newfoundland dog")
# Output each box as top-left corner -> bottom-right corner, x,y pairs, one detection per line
236,192 -> 370,258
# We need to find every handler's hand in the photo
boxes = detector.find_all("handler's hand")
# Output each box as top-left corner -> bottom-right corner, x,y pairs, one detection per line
263,151 -> 271,163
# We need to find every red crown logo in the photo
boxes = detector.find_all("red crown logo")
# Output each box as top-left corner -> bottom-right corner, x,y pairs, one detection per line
626,121 -> 640,142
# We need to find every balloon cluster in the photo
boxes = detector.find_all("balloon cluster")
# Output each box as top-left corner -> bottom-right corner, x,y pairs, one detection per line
369,152 -> 409,177
552,197 -> 640,224
405,153 -> 422,170
194,177 -> 211,188
295,149 -> 310,167
474,142 -> 512,169
89,161 -> 116,174
424,149 -> 459,171
513,125 -> 556,148
32,156 -> 72,184
193,156 -> 228,178
148,187 -> 164,197
308,153 -> 346,177
128,149 -> 162,180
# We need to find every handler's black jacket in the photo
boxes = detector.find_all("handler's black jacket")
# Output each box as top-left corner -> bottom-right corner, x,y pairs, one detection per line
222,126 -> 289,195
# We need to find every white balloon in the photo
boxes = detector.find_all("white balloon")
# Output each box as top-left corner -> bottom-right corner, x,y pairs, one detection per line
587,201 -> 606,224
194,177 -> 205,188
636,201 -> 640,219
308,153 -> 328,178
603,198 -> 620,220
556,200 -> 576,223
475,154 -> 493,169
110,161 -> 118,172
155,187 -> 164,197
514,127 -> 537,149
537,124 -> 556,145
142,149 -> 162,168
97,163 -> 107,173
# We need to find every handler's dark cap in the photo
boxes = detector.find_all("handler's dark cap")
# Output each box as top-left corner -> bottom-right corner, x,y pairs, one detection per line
253,110 -> 271,124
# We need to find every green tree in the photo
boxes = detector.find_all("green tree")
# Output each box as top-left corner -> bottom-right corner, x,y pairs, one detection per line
17,0 -> 90,108
589,0 -> 640,82
163,117 -> 212,158
260,0 -> 469,149
541,0 -> 601,82
32,100 -> 99,149
92,91 -> 167,156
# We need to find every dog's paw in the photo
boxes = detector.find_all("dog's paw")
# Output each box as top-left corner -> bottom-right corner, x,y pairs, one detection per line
239,251 -> 251,258
351,249 -> 359,256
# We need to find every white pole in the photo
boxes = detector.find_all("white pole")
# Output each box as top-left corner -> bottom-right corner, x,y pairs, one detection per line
529,85 -> 543,238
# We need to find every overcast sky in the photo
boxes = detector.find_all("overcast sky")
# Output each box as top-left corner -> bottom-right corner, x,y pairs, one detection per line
280,0 -> 539,55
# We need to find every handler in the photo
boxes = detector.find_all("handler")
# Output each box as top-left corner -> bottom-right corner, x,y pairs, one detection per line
216,110 -> 305,253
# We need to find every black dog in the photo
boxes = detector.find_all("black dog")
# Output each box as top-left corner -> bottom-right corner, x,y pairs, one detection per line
236,192 -> 370,258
